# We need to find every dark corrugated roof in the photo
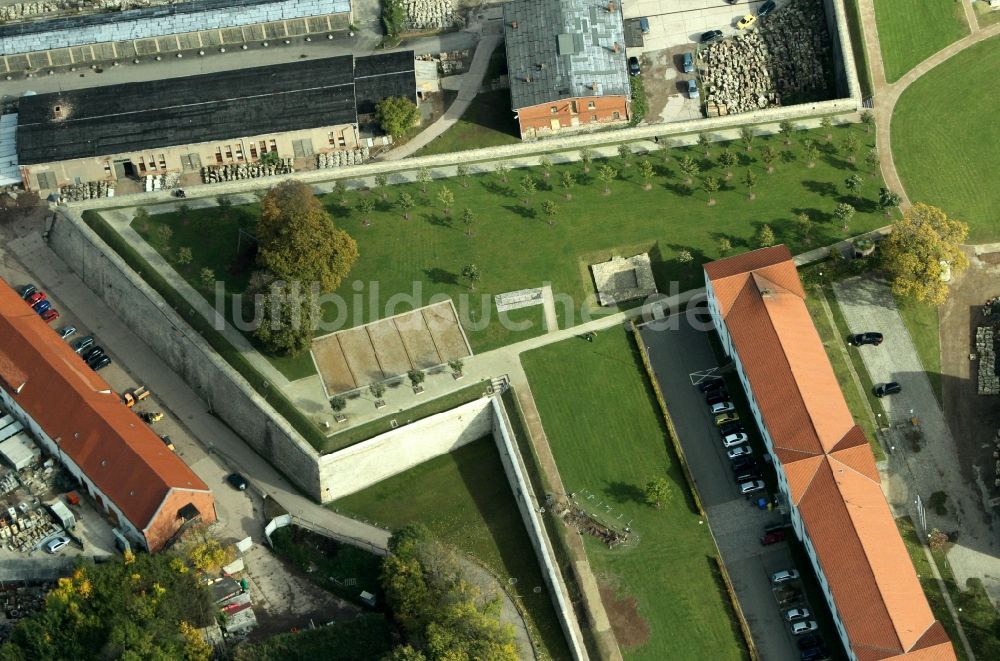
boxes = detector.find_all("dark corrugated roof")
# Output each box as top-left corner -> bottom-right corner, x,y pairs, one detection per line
503,0 -> 630,109
353,51 -> 417,115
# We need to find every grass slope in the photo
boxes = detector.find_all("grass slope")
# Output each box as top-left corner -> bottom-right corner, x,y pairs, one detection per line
891,36 -> 1000,238
414,89 -> 521,157
894,294 -> 943,403
138,125 -> 889,378
874,0 -> 968,83
522,329 -> 745,661
333,437 -> 572,660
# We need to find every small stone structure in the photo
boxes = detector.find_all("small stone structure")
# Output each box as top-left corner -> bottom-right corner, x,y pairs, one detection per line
590,253 -> 657,306
401,0 -> 458,31
976,326 -> 999,395
200,160 -> 294,184
494,287 -> 543,312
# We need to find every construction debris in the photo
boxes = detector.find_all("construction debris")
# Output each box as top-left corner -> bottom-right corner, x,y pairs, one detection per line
200,160 -> 294,184
401,0 -> 458,31
316,148 -> 370,169
59,181 -> 115,201
976,326 -> 999,394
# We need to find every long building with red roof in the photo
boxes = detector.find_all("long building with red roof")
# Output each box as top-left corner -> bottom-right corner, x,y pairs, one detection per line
704,246 -> 955,661
0,279 -> 215,552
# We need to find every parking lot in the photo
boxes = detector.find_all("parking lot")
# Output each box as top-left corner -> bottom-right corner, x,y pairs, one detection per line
639,316 -> 834,661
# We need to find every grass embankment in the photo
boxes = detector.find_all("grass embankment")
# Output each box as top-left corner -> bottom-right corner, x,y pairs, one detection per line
873,0 -> 968,83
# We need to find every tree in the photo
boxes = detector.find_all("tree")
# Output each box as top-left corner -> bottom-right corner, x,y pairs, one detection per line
778,119 -> 795,145
718,237 -> 732,255
834,202 -> 856,231
678,156 -> 700,186
199,268 -> 215,291
880,203 -> 968,305
494,162 -> 510,184
448,358 -> 464,374
638,159 -> 655,190
677,249 -> 693,266
373,173 -> 389,199
742,169 -> 758,200
456,164 -> 470,188
256,180 -> 359,294
761,145 -> 778,174
182,527 -> 237,573
844,174 -> 864,201
519,175 -> 536,203
718,150 -> 738,179
539,155 -> 552,178
757,224 -> 776,247
381,0 -> 406,38
330,395 -> 347,413
560,170 -> 576,199
416,167 -> 432,193
842,132 -> 860,162
697,131 -> 713,157
437,185 -> 454,214
253,277 -> 319,355
796,212 -> 813,245
157,224 -> 173,245
333,179 -> 348,204
820,116 -> 834,141
877,187 -> 901,212
864,148 -> 880,175
541,199 -> 558,226
358,196 -> 376,225
370,382 -> 386,400
407,369 -> 425,388
462,264 -> 481,290
617,143 -> 633,166
702,176 -> 720,206
644,477 -> 672,509
928,528 -> 950,553
176,247 -> 193,265
179,621 -> 212,661
598,164 -> 618,195
803,140 -> 820,168
461,208 -> 475,237
579,149 -> 593,172
860,109 -> 875,133
739,126 -> 755,152
375,96 -> 419,138
398,192 -> 415,220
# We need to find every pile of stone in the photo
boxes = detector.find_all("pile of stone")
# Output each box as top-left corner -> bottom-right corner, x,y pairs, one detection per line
976,326 -> 999,394
316,148 -> 370,169
0,507 -> 59,554
402,0 -> 458,31
143,172 -> 180,192
699,0 -> 832,117
416,49 -> 470,75
0,0 -> 166,23
59,180 -> 114,200
200,159 -> 293,184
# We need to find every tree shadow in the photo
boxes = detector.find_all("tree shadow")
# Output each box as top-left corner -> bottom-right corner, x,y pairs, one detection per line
422,267 -> 458,285
480,179 -> 514,197
423,212 -> 452,228
603,480 -> 646,505
502,204 -> 537,220
792,206 -> 831,223
780,150 -> 798,164
802,180 -> 838,198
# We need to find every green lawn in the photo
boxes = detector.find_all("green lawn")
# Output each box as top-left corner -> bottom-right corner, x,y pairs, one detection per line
234,614 -> 392,660
894,294 -> 943,403
522,329 -> 746,661
414,89 -> 521,157
138,124 -> 889,380
974,0 -> 1000,26
874,0 -> 968,83
270,526 -> 383,605
892,36 -> 1000,238
332,437 -> 572,661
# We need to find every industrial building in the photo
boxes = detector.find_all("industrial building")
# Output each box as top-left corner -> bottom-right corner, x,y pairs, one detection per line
704,246 -> 956,661
7,51 -> 416,193
0,280 -> 216,552
503,0 -> 631,140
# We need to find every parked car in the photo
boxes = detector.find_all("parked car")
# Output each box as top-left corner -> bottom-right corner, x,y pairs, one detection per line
735,469 -> 761,483
227,473 -> 248,491
714,411 -> 739,426
699,29 -> 723,44
41,309 -> 60,324
87,351 -> 107,369
59,326 -> 77,339
43,536 -> 71,554
628,56 -> 641,76
722,432 -> 748,448
797,634 -> 822,651
739,480 -> 765,495
873,381 -> 901,397
706,390 -> 729,405
25,291 -> 46,306
697,376 -> 723,392
849,332 -> 883,346
727,444 -> 752,459
771,569 -> 800,584
737,14 -> 757,30
791,621 -> 819,636
20,284 -> 36,300
758,0 -> 777,17
761,528 -> 786,545
687,78 -> 699,99
73,335 -> 95,354
91,355 -> 112,371
682,51 -> 694,73
800,647 -> 828,661
710,401 -> 735,415
719,421 -> 744,436
785,607 -> 812,622
731,456 -> 756,473
82,346 -> 104,362
639,16 -> 650,34
33,299 -> 51,314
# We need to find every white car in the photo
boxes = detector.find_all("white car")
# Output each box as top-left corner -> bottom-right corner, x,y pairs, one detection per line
710,401 -> 735,415
785,607 -> 811,622
727,445 -> 753,459
791,620 -> 819,636
722,432 -> 748,448
771,569 -> 800,584
43,535 -> 71,554
739,479 -> 765,495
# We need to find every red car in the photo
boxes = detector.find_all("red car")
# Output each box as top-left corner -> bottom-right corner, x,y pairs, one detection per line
761,529 -> 786,545
26,291 -> 46,306
40,309 -> 60,323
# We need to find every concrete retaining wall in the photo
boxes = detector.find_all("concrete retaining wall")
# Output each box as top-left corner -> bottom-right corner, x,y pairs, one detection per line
319,397 -> 493,501
825,0 -> 862,100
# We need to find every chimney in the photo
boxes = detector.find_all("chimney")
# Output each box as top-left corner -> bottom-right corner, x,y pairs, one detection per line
591,81 -> 598,91
525,74 -> 533,83
53,105 -> 63,119
511,20 -> 518,29
613,41 -> 620,53
760,288 -> 773,298
537,63 -> 544,70
608,1 -> 616,12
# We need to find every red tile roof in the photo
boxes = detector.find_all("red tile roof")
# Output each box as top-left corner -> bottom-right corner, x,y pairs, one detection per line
705,247 -> 956,660
0,280 -> 213,545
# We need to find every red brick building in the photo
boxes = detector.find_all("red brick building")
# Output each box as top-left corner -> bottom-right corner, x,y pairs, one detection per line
0,280 -> 215,552
503,0 -> 631,140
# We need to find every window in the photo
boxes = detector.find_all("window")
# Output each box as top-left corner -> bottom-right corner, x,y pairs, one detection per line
269,139 -> 277,152
158,154 -> 166,170
590,114 -> 598,122
215,147 -> 224,164
250,144 -> 258,159
338,133 -> 346,147
328,131 -> 337,145
612,111 -> 621,120
235,145 -> 244,161
148,157 -> 157,171
259,140 -> 268,154
103,162 -> 112,175
225,145 -> 233,160
138,157 -> 146,174
550,106 -> 558,114
587,101 -> 596,109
